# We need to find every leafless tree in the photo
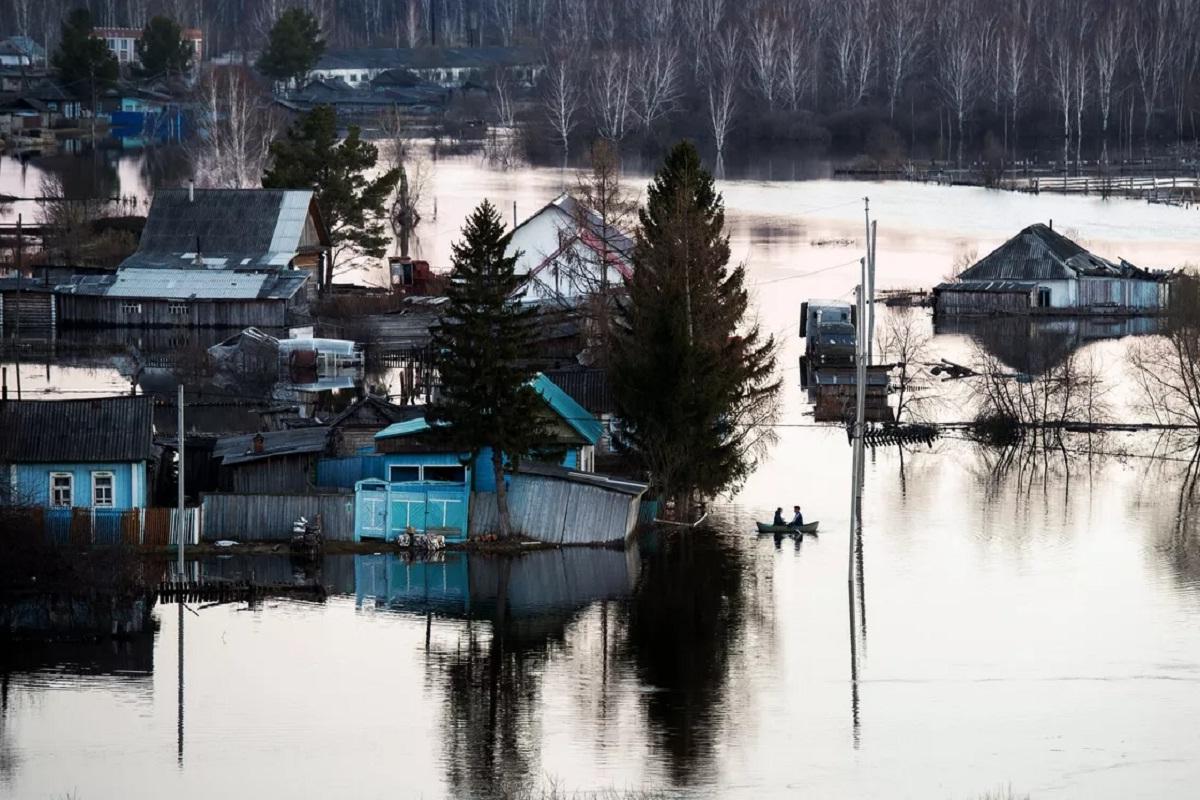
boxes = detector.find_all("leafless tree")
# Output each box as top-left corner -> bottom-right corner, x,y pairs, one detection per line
490,0 -> 517,45
832,0 -> 879,107
632,40 -> 682,130
999,0 -> 1033,159
682,0 -> 725,79
745,7 -> 782,110
1094,5 -> 1126,162
1133,0 -> 1172,143
708,27 -> 740,157
543,52 -> 583,163
11,0 -> 31,39
936,1 -> 989,166
591,50 -> 635,142
189,67 -> 280,189
1128,272 -> 1200,427
882,0 -> 927,119
878,306 -> 933,422
489,66 -> 517,129
779,6 -> 817,111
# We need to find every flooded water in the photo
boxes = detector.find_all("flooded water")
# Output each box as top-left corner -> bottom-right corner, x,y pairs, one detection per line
5,154 -> 1200,797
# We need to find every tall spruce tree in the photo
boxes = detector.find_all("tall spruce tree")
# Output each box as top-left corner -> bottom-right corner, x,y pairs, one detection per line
52,9 -> 118,107
257,8 -> 325,87
611,141 -> 780,512
136,16 -> 193,78
263,105 -> 398,288
429,201 -> 543,539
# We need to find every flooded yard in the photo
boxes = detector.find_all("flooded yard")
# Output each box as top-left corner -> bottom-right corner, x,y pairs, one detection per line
5,155 -> 1200,797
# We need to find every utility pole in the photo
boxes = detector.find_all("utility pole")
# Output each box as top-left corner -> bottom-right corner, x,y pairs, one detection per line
13,213 -> 21,400
863,199 -> 877,364
177,383 -> 185,576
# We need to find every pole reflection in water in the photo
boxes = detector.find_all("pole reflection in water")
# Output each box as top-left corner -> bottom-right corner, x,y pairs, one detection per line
177,600 -> 184,768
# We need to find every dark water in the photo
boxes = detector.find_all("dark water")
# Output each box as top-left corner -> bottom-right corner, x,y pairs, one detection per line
6,154 -> 1200,797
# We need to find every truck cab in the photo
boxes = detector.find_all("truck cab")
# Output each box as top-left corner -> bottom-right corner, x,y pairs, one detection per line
801,300 -> 857,366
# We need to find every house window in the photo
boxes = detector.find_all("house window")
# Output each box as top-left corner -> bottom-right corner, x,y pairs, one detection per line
121,301 -> 142,314
424,465 -> 466,483
92,472 -> 114,507
50,473 -> 73,507
389,465 -> 420,483
1038,287 -> 1052,307
169,302 -> 189,315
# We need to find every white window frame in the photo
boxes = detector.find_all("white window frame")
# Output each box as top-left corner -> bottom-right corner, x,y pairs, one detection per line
92,471 -> 115,508
121,301 -> 142,314
168,301 -> 189,315
50,472 -> 73,507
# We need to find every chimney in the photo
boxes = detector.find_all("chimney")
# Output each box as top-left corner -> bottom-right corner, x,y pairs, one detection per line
188,179 -> 194,202
1049,218 -> 1053,231
252,433 -> 265,454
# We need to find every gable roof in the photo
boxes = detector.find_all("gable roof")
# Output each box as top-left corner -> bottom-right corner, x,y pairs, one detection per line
958,224 -> 1131,282
328,395 -> 421,428
0,396 -> 154,463
63,268 -> 309,301
213,427 -> 330,466
120,189 -> 329,271
511,194 -> 635,286
374,374 -> 602,446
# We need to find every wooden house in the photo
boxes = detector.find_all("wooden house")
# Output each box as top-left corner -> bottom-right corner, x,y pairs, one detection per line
326,394 -> 422,457
0,396 -> 154,510
57,188 -> 331,329
935,224 -> 1170,317
506,194 -> 634,303
211,427 -> 330,493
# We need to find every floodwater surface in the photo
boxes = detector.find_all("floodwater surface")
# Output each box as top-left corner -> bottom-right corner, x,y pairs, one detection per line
4,155 -> 1200,798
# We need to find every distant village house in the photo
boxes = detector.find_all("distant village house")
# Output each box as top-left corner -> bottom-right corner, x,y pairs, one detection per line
92,26 -> 203,67
307,46 -> 540,89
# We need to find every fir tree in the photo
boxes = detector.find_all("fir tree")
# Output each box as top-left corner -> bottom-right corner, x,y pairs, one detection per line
611,141 -> 780,512
429,201 -> 543,539
136,16 -> 193,78
257,8 -> 325,87
262,105 -> 398,288
52,9 -> 118,106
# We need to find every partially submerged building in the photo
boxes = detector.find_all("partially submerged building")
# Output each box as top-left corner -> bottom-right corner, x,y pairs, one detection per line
308,46 -> 541,89
934,224 -> 1170,316
58,188 -> 330,329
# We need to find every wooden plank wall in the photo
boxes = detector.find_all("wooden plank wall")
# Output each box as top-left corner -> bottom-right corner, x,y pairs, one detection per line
469,474 -> 641,545
200,492 -> 355,541
58,295 -> 289,328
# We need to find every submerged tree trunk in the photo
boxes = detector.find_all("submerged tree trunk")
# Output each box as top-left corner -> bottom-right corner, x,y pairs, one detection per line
492,448 -> 512,539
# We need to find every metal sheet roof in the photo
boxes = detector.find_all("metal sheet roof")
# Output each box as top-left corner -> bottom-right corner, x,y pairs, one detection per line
532,373 -> 603,445
935,280 -> 1038,293
376,417 -> 434,440
121,189 -> 322,271
957,224 -> 1129,282
96,268 -> 308,300
214,427 -> 330,466
516,462 -> 648,496
0,396 -> 154,463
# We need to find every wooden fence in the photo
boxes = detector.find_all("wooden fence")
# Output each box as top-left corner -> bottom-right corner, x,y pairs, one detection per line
1,506 -> 199,546
200,492 -> 356,542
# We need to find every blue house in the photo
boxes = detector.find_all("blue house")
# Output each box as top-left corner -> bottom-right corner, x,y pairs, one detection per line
345,374 -> 603,543
0,396 -> 155,511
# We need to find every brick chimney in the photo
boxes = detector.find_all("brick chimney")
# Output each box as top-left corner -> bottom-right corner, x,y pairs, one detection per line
252,433 -> 265,454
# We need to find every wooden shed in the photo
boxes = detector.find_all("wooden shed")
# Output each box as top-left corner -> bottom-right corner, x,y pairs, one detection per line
211,427 -> 330,493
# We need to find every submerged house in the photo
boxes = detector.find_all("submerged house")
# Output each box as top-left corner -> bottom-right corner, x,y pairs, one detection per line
341,373 -> 644,544
506,194 -> 634,303
0,396 -> 154,510
58,188 -> 331,329
935,224 -> 1170,317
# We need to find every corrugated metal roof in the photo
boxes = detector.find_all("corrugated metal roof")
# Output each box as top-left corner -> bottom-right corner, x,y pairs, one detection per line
957,224 -> 1128,282
376,417 -> 434,440
0,396 -> 154,462
517,462 -> 648,496
94,268 -> 308,300
935,280 -> 1038,293
214,427 -> 330,466
121,189 -> 322,271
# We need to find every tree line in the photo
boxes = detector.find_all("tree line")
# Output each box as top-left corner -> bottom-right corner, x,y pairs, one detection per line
10,0 -> 1200,163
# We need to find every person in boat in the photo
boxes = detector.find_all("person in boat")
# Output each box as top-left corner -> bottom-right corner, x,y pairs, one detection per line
772,507 -> 786,526
789,506 -> 805,527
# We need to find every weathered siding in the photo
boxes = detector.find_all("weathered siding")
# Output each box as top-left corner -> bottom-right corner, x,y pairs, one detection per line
59,295 -> 290,328
200,491 -> 355,541
469,473 -> 642,545
225,454 -> 318,493
936,290 -> 1032,316
0,291 -> 56,330
11,461 -> 147,509
1077,277 -> 1163,309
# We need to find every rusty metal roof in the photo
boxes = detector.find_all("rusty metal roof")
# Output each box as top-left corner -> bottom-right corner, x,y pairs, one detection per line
0,396 -> 154,462
957,224 -> 1127,282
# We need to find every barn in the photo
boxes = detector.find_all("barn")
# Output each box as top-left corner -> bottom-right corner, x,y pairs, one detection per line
934,224 -> 1170,317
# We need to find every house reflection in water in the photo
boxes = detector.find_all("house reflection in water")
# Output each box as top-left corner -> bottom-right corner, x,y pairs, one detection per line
935,314 -> 1163,375
353,546 -> 640,618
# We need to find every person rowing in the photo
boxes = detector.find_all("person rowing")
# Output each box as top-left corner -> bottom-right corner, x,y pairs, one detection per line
772,507 -> 786,526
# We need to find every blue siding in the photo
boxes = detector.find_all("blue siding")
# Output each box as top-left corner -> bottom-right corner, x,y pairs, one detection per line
354,553 -> 470,613
11,462 -> 146,510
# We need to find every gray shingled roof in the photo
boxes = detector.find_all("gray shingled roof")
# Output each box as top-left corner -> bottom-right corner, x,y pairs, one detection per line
121,189 -> 324,271
213,427 -> 330,466
0,396 -> 154,463
958,224 -> 1127,282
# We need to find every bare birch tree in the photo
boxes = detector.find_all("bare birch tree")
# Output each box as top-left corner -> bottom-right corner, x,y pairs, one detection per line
832,0 -> 879,107
591,50 -> 635,142
882,0 -> 927,119
1094,6 -> 1126,161
1133,0 -> 1172,143
1000,0 -> 1033,158
633,40 -> 682,130
190,67 -> 280,189
542,52 -> 582,163
936,2 -> 988,166
745,7 -> 782,110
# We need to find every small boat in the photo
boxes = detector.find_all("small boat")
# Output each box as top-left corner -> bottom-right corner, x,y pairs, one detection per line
756,521 -> 819,534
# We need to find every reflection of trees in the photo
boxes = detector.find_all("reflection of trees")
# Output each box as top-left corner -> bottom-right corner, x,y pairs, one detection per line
618,527 -> 772,786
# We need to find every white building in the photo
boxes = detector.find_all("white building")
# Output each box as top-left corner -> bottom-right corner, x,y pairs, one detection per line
308,46 -> 540,88
506,194 -> 634,303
